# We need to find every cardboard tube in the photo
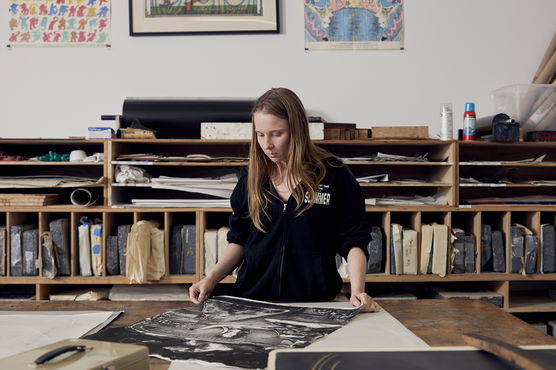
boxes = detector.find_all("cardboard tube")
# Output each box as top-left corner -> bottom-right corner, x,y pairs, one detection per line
532,32 -> 556,83
536,104 -> 556,131
534,50 -> 556,84
523,91 -> 556,132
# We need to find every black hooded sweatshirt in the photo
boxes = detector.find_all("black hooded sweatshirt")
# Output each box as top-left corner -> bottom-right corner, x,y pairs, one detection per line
227,158 -> 371,302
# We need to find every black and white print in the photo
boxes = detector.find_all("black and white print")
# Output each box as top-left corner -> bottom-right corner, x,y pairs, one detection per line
85,296 -> 359,369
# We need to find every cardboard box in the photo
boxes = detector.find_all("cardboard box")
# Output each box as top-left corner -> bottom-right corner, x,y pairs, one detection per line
371,126 -> 429,139
87,127 -> 114,139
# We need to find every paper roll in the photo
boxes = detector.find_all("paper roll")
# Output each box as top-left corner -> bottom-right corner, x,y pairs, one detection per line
70,188 -> 98,206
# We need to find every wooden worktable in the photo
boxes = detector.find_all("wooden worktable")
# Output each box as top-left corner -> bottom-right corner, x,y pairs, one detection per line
1,299 -> 555,369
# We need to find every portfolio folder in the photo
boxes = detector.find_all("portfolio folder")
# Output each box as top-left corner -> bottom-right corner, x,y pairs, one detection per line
0,338 -> 149,370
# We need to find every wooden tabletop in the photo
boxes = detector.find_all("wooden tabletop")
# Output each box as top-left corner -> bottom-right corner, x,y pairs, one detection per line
1,299 -> 555,369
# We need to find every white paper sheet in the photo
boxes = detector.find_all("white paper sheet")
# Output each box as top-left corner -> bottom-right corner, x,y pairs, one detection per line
0,311 -> 121,358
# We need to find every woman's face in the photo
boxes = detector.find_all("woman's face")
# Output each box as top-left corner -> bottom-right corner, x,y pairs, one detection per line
254,112 -> 290,164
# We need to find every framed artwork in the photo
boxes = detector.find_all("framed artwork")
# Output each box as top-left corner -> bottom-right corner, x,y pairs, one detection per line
129,0 -> 279,36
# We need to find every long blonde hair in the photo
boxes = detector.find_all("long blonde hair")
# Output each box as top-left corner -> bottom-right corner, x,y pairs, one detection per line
248,88 -> 337,231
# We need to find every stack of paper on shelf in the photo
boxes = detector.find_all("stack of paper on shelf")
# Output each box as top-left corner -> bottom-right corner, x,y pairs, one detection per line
151,173 -> 238,198
0,194 -> 62,206
432,288 -> 504,308
201,122 -> 324,140
50,288 -> 110,301
108,284 -> 190,301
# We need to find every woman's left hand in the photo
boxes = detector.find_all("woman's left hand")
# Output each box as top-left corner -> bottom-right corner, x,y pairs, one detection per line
350,292 -> 381,313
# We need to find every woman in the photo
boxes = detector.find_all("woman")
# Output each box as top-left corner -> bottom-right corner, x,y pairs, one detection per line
190,88 -> 380,312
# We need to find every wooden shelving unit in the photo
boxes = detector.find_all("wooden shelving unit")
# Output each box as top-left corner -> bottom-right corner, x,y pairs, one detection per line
0,138 -> 555,313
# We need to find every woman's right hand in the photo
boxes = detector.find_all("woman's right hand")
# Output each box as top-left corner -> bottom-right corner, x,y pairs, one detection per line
189,276 -> 217,304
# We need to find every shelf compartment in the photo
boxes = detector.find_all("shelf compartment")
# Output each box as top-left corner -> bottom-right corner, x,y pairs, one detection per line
508,281 -> 556,313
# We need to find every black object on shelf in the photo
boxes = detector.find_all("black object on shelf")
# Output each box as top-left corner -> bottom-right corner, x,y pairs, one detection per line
121,98 -> 255,139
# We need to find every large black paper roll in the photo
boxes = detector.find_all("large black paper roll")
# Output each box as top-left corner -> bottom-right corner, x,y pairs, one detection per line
121,98 -> 255,138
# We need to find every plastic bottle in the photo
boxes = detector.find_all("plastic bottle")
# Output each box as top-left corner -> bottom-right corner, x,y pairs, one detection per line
463,102 -> 476,141
440,103 -> 453,140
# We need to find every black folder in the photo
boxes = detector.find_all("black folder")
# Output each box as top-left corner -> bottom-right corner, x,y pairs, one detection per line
182,225 -> 196,274
106,235 -> 120,275
481,224 -> 492,270
492,230 -> 506,272
0,226 -> 5,276
541,224 -> 555,273
170,225 -> 184,274
367,226 -> 383,273
117,225 -> 131,276
464,234 -> 475,273
451,230 -> 465,274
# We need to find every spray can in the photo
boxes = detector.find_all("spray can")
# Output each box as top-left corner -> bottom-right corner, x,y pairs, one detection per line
440,103 -> 453,140
463,102 -> 476,141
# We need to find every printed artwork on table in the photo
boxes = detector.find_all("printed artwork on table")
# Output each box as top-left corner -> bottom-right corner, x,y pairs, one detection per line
7,0 -> 111,47
85,295 -> 360,369
305,0 -> 404,50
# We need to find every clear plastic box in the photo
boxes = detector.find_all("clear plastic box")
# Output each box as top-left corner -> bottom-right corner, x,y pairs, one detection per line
491,84 -> 556,133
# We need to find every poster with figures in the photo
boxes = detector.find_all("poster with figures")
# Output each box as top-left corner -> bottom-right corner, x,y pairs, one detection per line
305,0 -> 404,50
7,0 -> 111,47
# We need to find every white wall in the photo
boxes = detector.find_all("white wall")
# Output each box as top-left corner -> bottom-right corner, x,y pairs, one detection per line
1,0 -> 555,139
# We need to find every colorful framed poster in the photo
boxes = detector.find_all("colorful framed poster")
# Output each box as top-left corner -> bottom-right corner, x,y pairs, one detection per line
129,0 -> 280,36
305,0 -> 404,50
7,0 -> 111,47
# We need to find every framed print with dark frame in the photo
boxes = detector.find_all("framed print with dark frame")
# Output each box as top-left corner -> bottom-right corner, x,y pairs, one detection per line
129,0 -> 280,36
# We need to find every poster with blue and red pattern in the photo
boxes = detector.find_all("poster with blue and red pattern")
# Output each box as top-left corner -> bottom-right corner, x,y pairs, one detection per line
305,0 -> 403,50
7,0 -> 110,47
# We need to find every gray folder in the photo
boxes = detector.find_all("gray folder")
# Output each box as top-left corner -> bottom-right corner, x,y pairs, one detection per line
464,234 -> 475,273
10,225 -> 35,276
0,226 -> 5,276
481,224 -> 492,270
22,228 -> 38,276
451,229 -> 465,274
367,226 -> 383,273
492,230 -> 506,272
510,226 -> 524,273
524,234 -> 538,274
541,224 -> 555,273
49,218 -> 70,275
182,225 -> 196,274
117,225 -> 131,276
106,235 -> 120,275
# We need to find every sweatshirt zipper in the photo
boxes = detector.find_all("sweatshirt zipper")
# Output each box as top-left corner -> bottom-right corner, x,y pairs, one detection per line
266,188 -> 288,300
278,201 -> 287,300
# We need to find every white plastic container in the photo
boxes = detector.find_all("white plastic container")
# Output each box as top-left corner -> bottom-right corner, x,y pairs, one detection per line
491,84 -> 556,133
